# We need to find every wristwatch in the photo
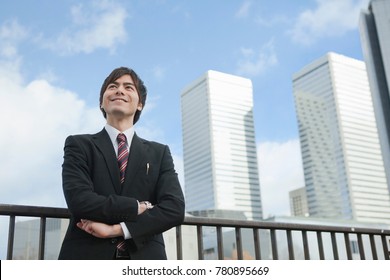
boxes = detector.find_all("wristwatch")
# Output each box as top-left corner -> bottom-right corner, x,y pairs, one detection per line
143,201 -> 153,209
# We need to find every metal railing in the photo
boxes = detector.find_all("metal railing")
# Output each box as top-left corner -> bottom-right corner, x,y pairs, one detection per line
1,204 -> 389,260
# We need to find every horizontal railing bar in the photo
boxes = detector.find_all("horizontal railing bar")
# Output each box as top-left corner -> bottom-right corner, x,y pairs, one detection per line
0,204 -> 70,219
183,216 -> 390,235
1,204 -> 390,236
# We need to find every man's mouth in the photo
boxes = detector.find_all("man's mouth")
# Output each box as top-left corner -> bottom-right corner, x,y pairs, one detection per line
111,98 -> 127,102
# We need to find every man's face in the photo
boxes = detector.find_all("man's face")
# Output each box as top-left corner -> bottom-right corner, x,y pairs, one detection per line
101,74 -> 143,122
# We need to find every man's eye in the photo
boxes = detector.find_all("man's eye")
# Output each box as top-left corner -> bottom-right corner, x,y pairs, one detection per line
108,84 -> 117,89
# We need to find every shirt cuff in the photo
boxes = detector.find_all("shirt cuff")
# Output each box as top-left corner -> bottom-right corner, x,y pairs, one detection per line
120,200 -> 139,240
120,222 -> 131,240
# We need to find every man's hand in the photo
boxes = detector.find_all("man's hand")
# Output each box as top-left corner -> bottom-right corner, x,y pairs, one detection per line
77,219 -> 123,238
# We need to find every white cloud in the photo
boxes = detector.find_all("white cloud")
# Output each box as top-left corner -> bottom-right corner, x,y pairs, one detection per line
235,1 -> 252,19
152,65 -> 167,82
236,39 -> 278,77
255,14 -> 289,28
37,1 -> 128,55
288,0 -> 370,45
0,56 -> 104,207
0,19 -> 27,58
171,4 -> 192,20
257,139 -> 305,218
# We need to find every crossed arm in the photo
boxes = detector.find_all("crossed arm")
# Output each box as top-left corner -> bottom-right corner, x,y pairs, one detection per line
77,201 -> 153,238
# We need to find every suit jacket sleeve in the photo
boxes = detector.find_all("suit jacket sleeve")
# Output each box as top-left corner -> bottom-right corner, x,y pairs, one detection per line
125,144 -> 185,244
62,135 -> 139,223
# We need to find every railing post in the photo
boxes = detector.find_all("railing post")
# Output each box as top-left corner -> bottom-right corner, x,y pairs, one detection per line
197,225 -> 204,260
253,228 -> 261,260
270,229 -> 278,260
330,232 -> 339,260
38,217 -> 46,260
216,226 -> 224,260
344,233 -> 352,260
176,225 -> 183,260
235,227 -> 243,260
317,231 -> 325,260
286,230 -> 294,260
369,234 -> 378,260
7,215 -> 16,260
381,235 -> 389,260
302,230 -> 310,260
357,233 -> 365,260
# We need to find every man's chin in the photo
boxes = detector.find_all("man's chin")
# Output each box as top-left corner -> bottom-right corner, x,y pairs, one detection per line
107,110 -> 135,120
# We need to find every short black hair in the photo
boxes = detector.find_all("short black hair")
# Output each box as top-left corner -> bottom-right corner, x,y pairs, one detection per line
99,67 -> 147,125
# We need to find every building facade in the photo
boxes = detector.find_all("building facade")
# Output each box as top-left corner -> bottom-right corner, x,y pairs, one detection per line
293,52 -> 390,224
359,0 -> 390,192
289,187 -> 309,217
181,70 -> 262,220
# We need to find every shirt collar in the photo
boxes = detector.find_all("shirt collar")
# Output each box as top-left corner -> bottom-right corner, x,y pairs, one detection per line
104,123 -> 135,146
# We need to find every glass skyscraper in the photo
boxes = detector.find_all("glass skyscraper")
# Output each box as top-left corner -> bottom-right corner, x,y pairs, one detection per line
293,53 -> 390,224
181,70 -> 263,220
359,0 -> 390,192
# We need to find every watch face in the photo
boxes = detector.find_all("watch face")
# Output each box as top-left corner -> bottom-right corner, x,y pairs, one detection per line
145,201 -> 153,209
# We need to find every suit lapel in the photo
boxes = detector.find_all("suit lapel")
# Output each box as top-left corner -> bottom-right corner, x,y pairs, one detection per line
122,133 -> 145,194
92,128 -> 121,194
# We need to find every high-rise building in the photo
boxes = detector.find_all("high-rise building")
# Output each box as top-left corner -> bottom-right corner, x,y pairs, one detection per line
289,187 -> 309,217
359,0 -> 390,191
293,52 -> 390,224
181,70 -> 262,220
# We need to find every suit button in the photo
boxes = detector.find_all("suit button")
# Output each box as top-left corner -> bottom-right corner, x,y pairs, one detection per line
111,238 -> 118,244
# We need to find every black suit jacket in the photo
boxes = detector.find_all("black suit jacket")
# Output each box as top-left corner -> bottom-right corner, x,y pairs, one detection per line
58,128 -> 185,260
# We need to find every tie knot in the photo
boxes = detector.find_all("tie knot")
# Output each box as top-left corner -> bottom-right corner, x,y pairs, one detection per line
117,133 -> 127,144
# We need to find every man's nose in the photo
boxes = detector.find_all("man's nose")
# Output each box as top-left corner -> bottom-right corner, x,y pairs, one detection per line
116,85 -> 125,94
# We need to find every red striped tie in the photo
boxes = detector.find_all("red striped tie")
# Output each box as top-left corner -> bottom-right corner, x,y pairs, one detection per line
117,133 -> 129,185
116,133 -> 130,258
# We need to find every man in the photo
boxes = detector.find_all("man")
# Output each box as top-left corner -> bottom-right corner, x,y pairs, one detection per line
58,67 -> 185,260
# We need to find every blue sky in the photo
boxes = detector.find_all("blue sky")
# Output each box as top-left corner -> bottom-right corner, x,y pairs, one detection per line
0,0 -> 371,225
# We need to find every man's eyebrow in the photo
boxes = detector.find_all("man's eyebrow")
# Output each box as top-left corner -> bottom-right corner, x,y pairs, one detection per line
123,82 -> 135,86
108,81 -> 135,86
